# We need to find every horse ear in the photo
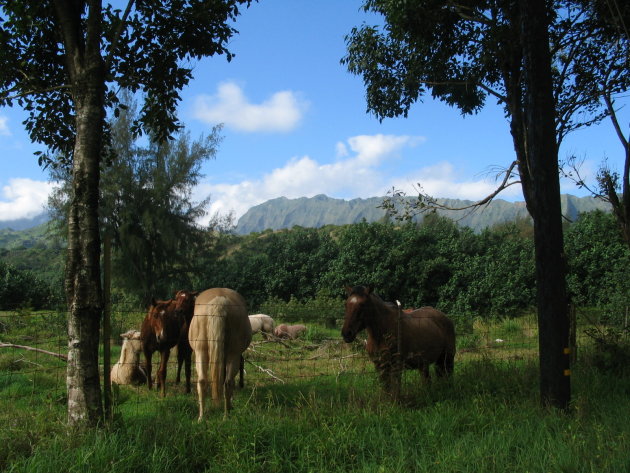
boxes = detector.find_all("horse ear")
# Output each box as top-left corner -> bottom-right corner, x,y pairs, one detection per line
366,285 -> 374,295
344,285 -> 353,295
151,297 -> 157,306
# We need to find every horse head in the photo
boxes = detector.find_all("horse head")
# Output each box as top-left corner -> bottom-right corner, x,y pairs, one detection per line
148,298 -> 174,344
120,329 -> 143,354
341,285 -> 374,343
173,289 -> 198,323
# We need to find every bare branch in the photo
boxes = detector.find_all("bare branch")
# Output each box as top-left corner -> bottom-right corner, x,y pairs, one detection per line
105,0 -> 136,71
380,161 -> 521,221
0,84 -> 71,103
446,1 -> 493,26
0,342 -> 68,361
603,89 -> 629,150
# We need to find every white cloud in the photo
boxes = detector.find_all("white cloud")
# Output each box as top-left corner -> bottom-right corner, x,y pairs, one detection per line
0,115 -> 10,136
0,178 -> 56,221
195,134 -> 426,224
195,134 -> 530,226
389,162 -> 522,201
192,81 -> 308,133
346,134 -> 425,166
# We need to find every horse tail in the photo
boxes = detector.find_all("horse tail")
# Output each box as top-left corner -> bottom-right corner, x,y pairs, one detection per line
207,295 -> 228,406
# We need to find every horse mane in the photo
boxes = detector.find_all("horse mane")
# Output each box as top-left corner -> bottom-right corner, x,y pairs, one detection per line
349,285 -> 398,311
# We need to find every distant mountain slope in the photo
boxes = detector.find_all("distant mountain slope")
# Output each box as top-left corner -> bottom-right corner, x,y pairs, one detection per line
0,212 -> 50,231
0,222 -> 61,250
235,194 -> 611,234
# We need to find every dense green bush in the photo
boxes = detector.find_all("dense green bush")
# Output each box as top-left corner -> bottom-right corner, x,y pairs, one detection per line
0,261 -> 63,310
4,210 -> 626,324
564,210 -> 630,324
190,211 -> 628,324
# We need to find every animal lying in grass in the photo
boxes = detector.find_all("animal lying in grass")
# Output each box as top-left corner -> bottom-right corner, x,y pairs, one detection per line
110,330 -> 147,386
248,314 -> 276,339
273,323 -> 307,339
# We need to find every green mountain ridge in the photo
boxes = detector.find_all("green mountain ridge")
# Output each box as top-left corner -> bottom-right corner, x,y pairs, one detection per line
234,194 -> 611,234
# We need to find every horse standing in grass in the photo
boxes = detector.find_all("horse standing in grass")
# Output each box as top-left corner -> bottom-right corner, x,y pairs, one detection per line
248,313 -> 276,339
342,285 -> 456,399
189,287 -> 252,421
141,289 -> 197,396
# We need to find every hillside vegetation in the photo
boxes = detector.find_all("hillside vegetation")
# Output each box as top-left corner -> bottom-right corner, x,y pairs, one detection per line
1,209 -> 627,328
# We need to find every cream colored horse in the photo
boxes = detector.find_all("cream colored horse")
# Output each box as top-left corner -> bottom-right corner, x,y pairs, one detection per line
188,288 -> 252,421
110,330 -> 147,386
248,313 -> 276,339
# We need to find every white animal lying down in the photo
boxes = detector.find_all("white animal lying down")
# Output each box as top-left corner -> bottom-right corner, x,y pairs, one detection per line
273,323 -> 307,340
110,330 -> 147,385
248,314 -> 276,339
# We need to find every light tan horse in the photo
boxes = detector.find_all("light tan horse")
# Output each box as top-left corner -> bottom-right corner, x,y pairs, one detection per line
188,288 -> 252,421
110,330 -> 147,386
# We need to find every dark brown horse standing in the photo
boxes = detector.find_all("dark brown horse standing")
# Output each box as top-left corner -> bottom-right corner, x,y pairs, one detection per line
141,289 -> 198,396
342,285 -> 456,399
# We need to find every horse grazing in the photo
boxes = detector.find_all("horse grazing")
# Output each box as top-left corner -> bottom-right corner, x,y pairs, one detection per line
248,314 -> 276,339
342,285 -> 456,399
273,323 -> 307,340
111,330 -> 147,386
189,287 -> 252,421
140,289 -> 198,396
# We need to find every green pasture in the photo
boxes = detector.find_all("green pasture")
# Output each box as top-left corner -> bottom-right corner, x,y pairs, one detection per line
1,309 -> 629,472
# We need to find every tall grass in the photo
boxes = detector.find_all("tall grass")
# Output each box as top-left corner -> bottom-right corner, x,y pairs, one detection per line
3,356 -> 630,473
2,310 -> 630,472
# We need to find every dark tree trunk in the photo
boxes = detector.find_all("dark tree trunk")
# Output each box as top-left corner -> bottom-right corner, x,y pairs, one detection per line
520,0 -> 571,409
55,0 -> 105,427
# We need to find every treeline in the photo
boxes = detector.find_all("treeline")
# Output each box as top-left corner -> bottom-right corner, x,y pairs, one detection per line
1,210 -> 628,323
197,210 -> 627,321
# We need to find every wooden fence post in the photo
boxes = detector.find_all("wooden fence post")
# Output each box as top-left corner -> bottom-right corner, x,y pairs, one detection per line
103,233 -> 112,420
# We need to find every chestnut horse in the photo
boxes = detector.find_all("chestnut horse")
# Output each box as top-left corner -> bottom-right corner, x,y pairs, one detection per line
342,285 -> 456,399
140,289 -> 198,396
189,288 -> 252,421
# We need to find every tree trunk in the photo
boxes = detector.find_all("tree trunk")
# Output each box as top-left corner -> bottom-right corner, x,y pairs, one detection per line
55,0 -> 106,427
65,74 -> 105,426
520,0 -> 571,409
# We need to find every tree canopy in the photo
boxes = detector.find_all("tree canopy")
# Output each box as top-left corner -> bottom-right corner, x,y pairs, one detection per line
0,0 -> 253,427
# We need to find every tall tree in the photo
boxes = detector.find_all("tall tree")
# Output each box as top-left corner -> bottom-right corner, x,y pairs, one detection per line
341,0 -> 616,408
0,0 -> 252,427
561,0 -> 629,247
519,0 -> 570,408
49,100 -> 223,304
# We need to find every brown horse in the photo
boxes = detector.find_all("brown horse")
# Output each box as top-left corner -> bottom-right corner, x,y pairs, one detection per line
342,285 -> 456,399
189,287 -> 252,421
140,289 -> 198,396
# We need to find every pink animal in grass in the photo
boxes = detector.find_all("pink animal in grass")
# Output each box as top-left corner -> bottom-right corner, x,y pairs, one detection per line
273,323 -> 307,340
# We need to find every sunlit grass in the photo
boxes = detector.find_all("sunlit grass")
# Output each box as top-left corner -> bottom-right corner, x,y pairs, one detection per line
2,311 -> 630,472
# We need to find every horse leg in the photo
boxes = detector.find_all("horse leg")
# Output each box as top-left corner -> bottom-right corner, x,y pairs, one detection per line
184,345 -> 192,393
195,351 -> 209,422
238,355 -> 244,389
144,348 -> 153,390
175,341 -> 186,387
224,357 -> 241,417
421,363 -> 431,382
157,349 -> 170,397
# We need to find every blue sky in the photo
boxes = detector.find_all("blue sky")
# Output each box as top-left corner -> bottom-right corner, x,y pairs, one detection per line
1,0 -> 627,225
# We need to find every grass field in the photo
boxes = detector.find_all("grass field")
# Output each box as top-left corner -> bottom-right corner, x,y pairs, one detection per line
1,309 -> 629,472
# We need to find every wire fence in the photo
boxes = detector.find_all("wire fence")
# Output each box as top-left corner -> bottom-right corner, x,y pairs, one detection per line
0,303 -> 627,414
